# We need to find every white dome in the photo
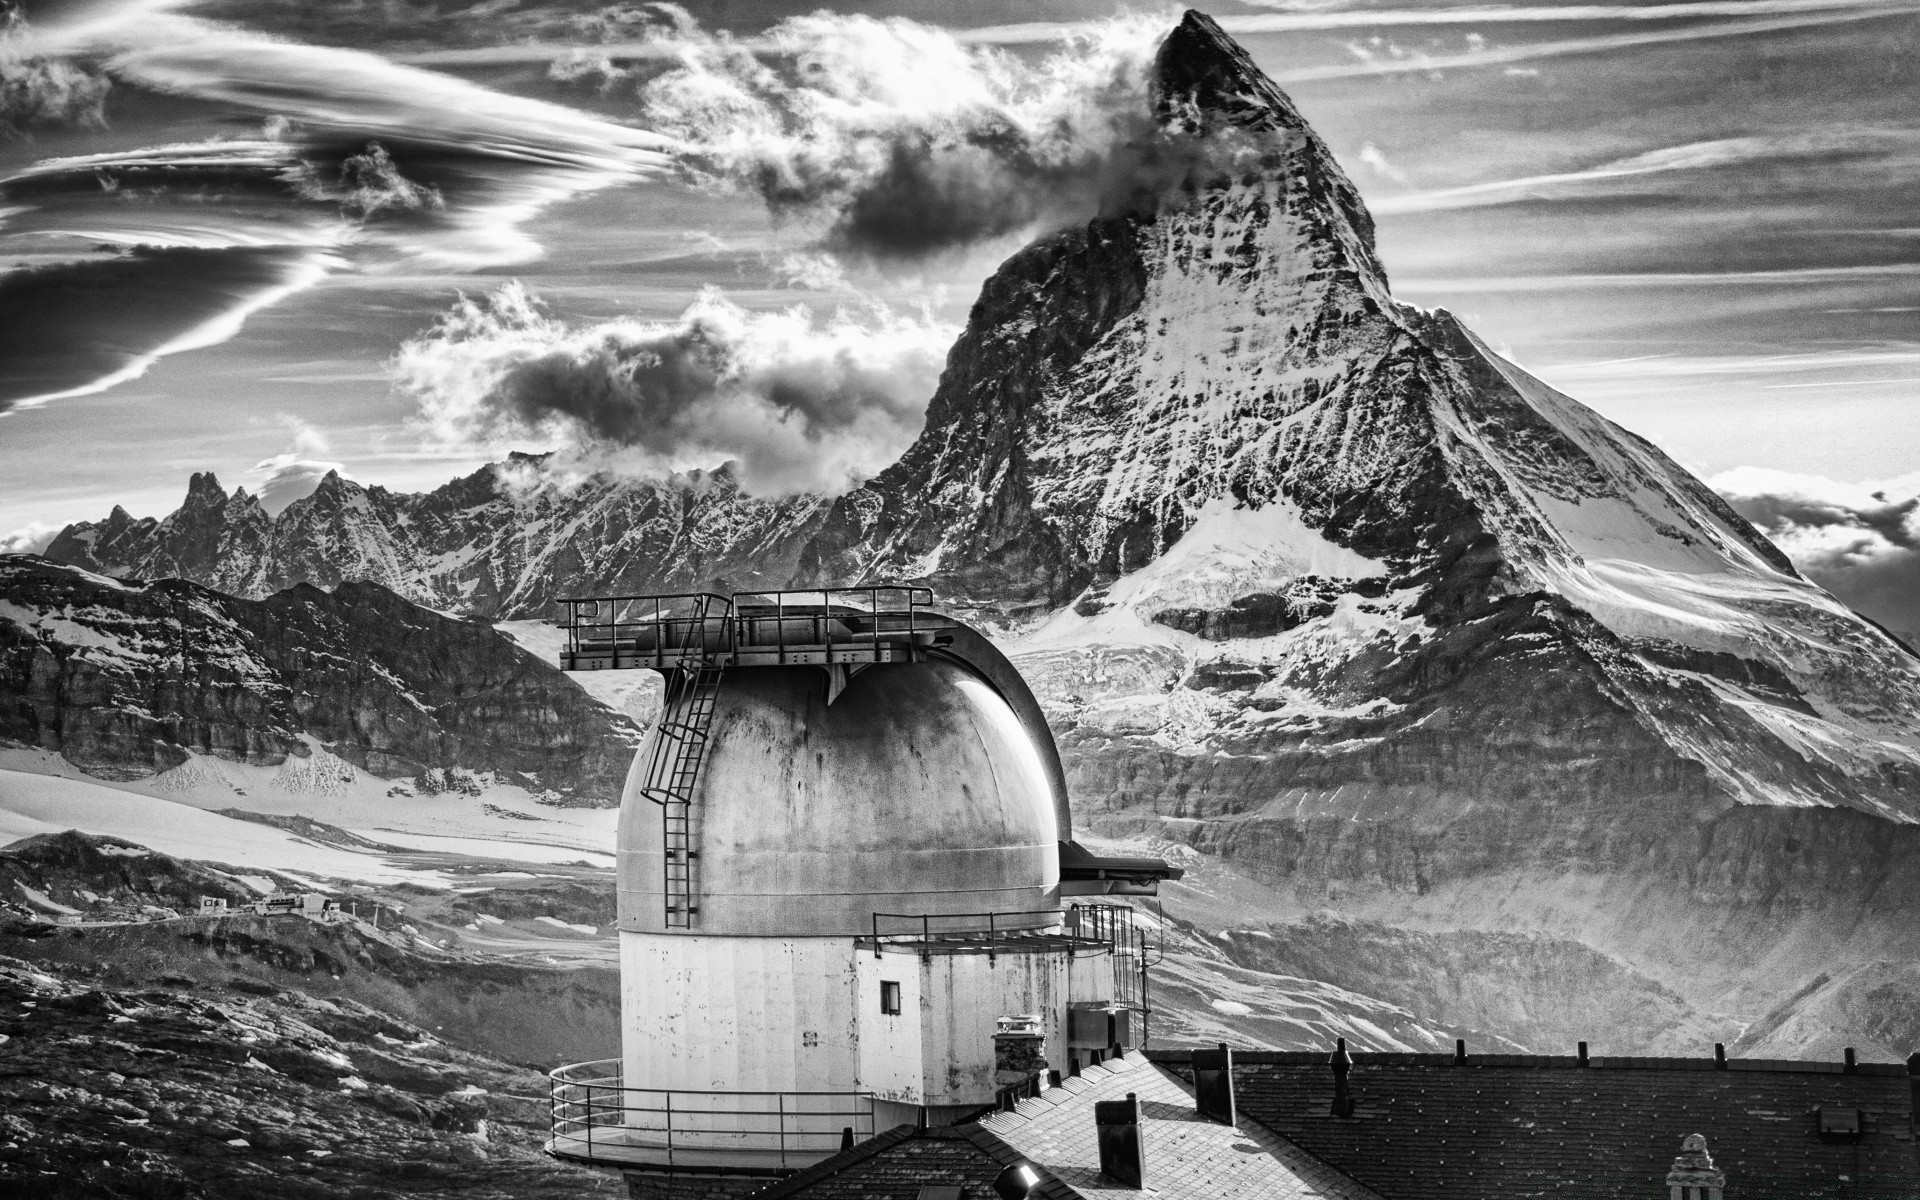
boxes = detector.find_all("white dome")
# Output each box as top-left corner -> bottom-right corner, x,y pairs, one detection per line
616,658 -> 1061,936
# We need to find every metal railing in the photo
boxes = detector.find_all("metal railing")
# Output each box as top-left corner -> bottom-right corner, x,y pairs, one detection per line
731,586 -> 936,666
557,586 -> 938,670
867,902 -> 1090,960
1070,903 -> 1152,1012
558,591 -> 733,668
548,1060 -> 875,1169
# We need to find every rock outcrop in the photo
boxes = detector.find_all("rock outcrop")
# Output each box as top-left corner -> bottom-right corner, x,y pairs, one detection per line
0,556 -> 638,799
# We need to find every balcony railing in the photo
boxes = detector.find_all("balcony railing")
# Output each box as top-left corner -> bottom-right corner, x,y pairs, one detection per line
858,905 -> 1151,964
547,1060 -> 876,1173
556,586 -> 941,672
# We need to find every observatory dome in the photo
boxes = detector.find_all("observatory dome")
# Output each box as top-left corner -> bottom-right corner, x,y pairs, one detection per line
616,658 -> 1061,937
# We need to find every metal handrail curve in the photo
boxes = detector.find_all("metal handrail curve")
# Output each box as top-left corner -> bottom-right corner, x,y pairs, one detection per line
547,1060 -> 876,1169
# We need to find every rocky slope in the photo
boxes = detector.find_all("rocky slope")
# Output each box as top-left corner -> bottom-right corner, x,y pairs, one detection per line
0,556 -> 638,798
0,952 -> 618,1199
1,830 -> 270,923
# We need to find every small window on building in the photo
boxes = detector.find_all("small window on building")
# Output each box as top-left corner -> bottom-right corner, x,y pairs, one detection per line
880,980 -> 902,1015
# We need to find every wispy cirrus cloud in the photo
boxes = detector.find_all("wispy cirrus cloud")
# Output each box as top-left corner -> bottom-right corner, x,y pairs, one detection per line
1265,2 -> 1920,82
0,0 -> 678,412
1372,131 -> 1920,215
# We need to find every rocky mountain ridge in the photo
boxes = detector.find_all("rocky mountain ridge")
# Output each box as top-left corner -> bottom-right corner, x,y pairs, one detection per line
45,456 -> 817,619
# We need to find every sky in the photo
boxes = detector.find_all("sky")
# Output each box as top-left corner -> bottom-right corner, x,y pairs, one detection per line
0,0 -> 1915,634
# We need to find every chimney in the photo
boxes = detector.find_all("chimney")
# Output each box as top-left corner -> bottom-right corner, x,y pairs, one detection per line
994,1014 -> 1048,1095
1908,1052 -> 1920,1143
1330,1037 -> 1355,1118
1095,1091 -> 1144,1188
1666,1133 -> 1726,1200
1193,1042 -> 1235,1125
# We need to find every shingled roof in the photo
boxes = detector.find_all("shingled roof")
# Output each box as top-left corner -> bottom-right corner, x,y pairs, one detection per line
749,1053 -> 1375,1199
979,1051 -> 1379,1200
747,1122 -> 1077,1200
1149,1049 -> 1920,1200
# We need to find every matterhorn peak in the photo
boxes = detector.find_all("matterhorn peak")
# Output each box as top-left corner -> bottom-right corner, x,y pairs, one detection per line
1155,11 -> 1311,136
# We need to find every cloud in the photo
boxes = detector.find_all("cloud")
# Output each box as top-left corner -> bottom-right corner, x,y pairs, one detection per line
1373,131 -> 1920,216
1715,466 -> 1920,643
394,0 -> 1911,62
629,12 -> 1264,261
1264,4 -> 1914,84
390,282 -> 959,496
1357,141 -> 1410,185
0,521 -> 59,555
0,245 -> 338,413
0,0 -> 682,411
0,9 -> 110,135
290,141 -> 443,219
245,419 -> 353,514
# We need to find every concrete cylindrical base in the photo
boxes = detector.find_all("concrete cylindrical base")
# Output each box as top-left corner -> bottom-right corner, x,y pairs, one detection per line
621,931 -> 860,1094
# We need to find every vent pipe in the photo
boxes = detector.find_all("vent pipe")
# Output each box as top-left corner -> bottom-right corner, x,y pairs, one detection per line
1330,1037 -> 1355,1118
1908,1052 -> 1920,1144
1193,1042 -> 1235,1125
1095,1091 -> 1144,1188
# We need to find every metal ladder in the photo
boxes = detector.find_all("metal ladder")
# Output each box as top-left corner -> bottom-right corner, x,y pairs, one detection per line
636,597 -> 730,929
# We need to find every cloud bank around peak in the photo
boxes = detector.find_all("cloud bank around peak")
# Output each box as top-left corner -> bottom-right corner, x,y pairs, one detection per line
245,420 -> 354,515
1716,466 -> 1920,643
391,283 -> 958,497
623,12 -> 1248,261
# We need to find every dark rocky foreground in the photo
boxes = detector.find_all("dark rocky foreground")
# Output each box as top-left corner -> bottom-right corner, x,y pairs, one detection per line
0,953 -> 617,1200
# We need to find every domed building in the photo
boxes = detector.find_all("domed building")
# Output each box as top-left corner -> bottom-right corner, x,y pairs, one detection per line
545,589 -> 1178,1196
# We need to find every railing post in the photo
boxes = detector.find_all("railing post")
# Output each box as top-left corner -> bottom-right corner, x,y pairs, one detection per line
664,1090 -> 673,1167
778,1090 -> 787,1166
